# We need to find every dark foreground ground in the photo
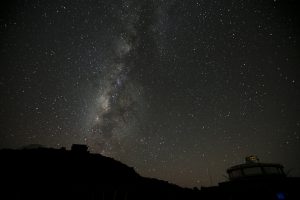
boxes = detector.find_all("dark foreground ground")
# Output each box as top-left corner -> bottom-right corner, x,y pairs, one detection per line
0,145 -> 299,200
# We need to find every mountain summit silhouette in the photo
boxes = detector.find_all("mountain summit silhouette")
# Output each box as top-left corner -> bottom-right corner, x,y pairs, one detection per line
0,144 -> 200,200
1,144 -> 299,199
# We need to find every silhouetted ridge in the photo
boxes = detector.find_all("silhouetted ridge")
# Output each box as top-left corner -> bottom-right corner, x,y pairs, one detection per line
0,145 -> 199,200
1,146 -> 299,200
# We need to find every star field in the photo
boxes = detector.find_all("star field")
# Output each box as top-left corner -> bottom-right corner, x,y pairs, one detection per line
0,0 -> 299,187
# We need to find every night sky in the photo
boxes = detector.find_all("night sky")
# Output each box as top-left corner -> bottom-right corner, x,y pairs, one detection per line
1,0 -> 300,187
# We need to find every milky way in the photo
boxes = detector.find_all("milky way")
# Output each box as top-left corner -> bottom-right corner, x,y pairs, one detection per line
84,0 -> 148,154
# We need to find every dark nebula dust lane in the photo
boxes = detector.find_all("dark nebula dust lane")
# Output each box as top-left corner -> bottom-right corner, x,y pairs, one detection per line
0,0 -> 300,187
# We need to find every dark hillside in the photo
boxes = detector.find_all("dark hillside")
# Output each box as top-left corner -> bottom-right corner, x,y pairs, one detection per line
0,145 -> 200,200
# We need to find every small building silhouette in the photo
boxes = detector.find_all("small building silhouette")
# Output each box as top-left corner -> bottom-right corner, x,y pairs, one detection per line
71,144 -> 89,153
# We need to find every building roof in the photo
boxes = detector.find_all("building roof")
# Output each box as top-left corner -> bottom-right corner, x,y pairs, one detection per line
227,162 -> 284,173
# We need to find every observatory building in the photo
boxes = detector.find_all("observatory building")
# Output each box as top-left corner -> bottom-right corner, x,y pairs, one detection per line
226,155 -> 286,181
